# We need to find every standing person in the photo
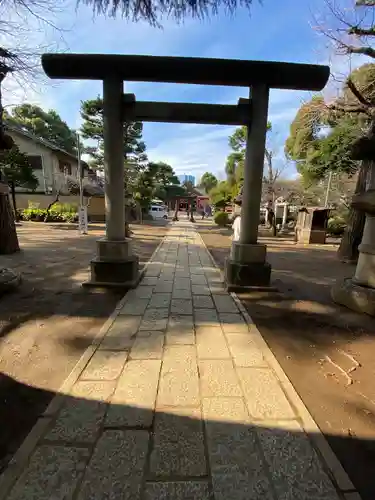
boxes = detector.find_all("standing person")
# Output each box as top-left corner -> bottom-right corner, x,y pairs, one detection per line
232,198 -> 242,242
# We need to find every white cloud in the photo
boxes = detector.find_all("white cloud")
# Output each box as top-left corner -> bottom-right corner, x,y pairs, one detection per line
146,124 -> 235,179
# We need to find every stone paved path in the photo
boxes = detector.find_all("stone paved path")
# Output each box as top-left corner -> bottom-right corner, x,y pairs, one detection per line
0,223 -> 358,499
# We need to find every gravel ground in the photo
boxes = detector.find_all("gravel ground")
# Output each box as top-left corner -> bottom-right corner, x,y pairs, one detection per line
198,222 -> 375,500
0,221 -> 167,471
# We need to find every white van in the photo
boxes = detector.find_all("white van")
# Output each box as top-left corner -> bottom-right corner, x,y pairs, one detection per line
149,205 -> 168,220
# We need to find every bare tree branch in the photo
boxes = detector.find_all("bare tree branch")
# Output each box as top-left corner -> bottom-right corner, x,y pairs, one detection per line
356,1 -> 375,6
345,44 -> 375,58
348,26 -> 375,35
347,77 -> 375,106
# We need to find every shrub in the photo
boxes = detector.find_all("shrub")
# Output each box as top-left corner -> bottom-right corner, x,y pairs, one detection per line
20,208 -> 47,221
327,216 -> 346,237
19,207 -> 78,223
214,211 -> 229,227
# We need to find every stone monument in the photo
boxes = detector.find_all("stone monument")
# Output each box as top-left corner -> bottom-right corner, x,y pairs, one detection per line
332,180 -> 375,316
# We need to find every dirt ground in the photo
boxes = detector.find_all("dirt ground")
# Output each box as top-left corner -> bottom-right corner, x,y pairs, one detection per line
0,221 -> 167,472
198,222 -> 375,500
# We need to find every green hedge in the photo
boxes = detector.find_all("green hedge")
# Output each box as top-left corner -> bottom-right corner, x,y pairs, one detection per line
19,208 -> 78,223
214,211 -> 229,226
327,216 -> 346,236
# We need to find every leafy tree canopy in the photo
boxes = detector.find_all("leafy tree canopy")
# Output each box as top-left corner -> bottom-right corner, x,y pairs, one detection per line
200,172 -> 218,193
284,64 -> 375,185
80,96 -> 147,170
0,145 -> 38,189
225,122 -> 272,191
79,0 -> 255,26
209,180 -> 233,208
5,104 -> 77,154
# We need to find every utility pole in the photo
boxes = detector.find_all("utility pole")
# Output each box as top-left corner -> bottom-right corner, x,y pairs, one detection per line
325,171 -> 333,207
77,133 -> 88,235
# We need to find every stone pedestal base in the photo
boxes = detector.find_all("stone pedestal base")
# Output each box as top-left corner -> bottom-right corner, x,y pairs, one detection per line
0,267 -> 21,294
295,228 -> 326,245
83,238 -> 140,289
225,242 -> 272,291
331,278 -> 375,317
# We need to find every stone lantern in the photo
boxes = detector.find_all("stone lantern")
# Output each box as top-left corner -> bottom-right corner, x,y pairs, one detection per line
332,133 -> 375,316
332,183 -> 375,315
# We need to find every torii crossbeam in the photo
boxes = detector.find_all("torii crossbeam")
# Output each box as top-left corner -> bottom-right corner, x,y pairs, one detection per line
42,54 -> 329,289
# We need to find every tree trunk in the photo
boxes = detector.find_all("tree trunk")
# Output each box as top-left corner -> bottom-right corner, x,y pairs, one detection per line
337,160 -> 369,263
0,192 -> 20,254
44,192 -> 60,222
10,181 -> 18,221
189,199 -> 195,223
173,198 -> 179,221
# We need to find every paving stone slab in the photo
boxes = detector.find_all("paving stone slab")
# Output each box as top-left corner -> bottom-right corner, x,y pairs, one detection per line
189,267 -> 205,275
144,481 -> 210,500
205,269 -> 222,280
139,317 -> 168,331
145,266 -> 162,277
166,325 -> 195,345
144,308 -> 169,320
257,420 -> 340,500
148,293 -> 172,308
219,313 -> 249,334
100,316 -> 142,350
172,288 -> 192,299
190,274 -> 207,285
168,314 -> 194,329
159,274 -> 175,282
194,308 -> 219,327
174,277 -> 191,290
193,295 -> 214,309
202,398 -> 272,500
7,446 -> 90,500
196,327 -> 230,359
130,332 -> 164,359
212,295 -> 239,313
71,380 -> 117,401
45,397 -> 107,443
174,271 -> 190,278
106,360 -> 161,427
141,277 -> 158,286
80,351 -> 128,380
120,299 -> 150,316
199,360 -> 242,397
226,334 -> 266,367
191,284 -> 211,295
209,283 -> 227,295
154,281 -> 174,293
127,286 -> 154,299
150,407 -> 206,477
202,397 -> 250,424
77,430 -> 149,500
237,368 -> 295,419
157,346 -> 200,407
171,299 -> 193,315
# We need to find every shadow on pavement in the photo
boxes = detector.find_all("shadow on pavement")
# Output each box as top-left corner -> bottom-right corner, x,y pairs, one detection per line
0,371 -> 368,500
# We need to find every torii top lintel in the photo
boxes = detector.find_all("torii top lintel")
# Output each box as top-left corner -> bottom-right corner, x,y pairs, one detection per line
41,54 -> 329,91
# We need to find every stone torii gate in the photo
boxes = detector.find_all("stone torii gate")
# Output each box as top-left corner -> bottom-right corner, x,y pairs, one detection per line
41,54 -> 329,289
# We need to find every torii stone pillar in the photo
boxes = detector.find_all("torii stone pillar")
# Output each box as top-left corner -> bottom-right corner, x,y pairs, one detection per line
40,53 -> 329,289
88,78 -> 139,287
225,85 -> 271,289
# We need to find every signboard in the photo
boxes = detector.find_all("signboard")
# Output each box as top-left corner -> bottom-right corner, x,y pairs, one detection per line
78,206 -> 88,234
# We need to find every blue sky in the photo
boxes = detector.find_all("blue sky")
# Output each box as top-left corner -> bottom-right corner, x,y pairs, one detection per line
3,0 -> 360,181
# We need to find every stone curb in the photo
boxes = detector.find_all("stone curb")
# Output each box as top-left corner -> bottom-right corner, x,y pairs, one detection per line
0,230 -> 168,500
194,229 -> 358,498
